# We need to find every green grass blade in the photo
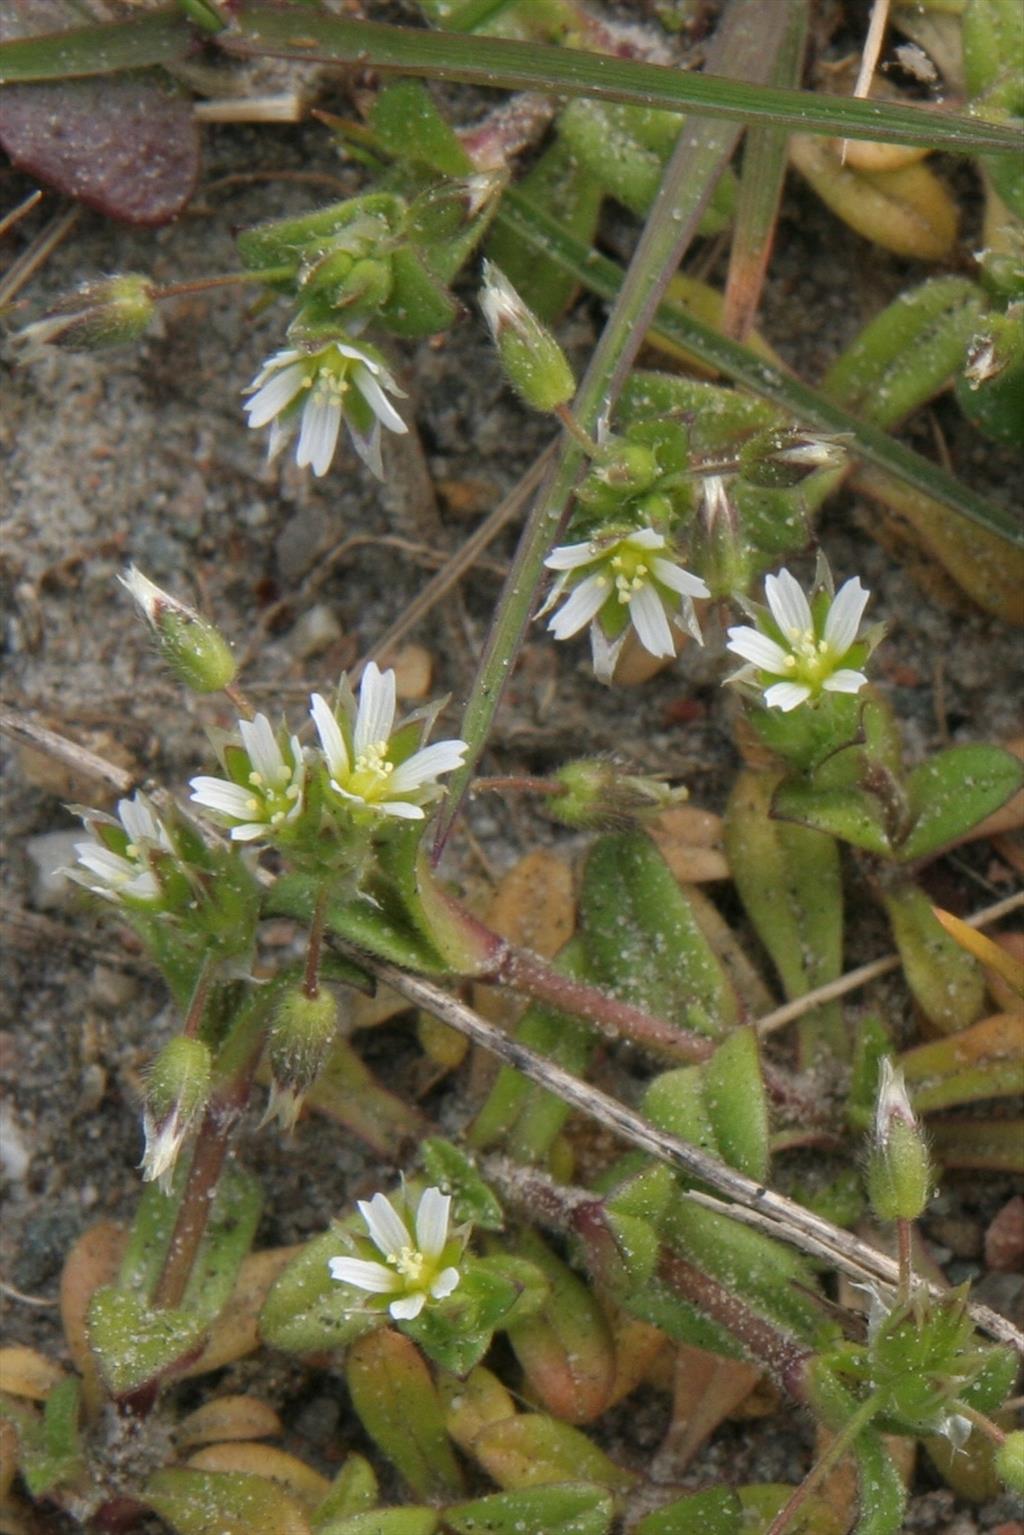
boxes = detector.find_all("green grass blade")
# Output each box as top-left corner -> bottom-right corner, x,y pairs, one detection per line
0,7 -> 191,82
497,191 -> 1021,547
225,5 -> 1023,155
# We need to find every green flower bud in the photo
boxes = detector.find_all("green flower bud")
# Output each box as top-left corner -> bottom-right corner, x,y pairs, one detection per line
996,1430 -> 1024,1494
266,987 -> 339,1130
866,1058 -> 932,1221
120,566 -> 237,694
738,427 -> 849,489
548,758 -> 687,829
479,259 -> 576,413
16,274 -> 154,354
141,1036 -> 212,1191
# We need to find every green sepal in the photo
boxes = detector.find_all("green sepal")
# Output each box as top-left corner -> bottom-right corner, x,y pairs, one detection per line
576,1205 -> 661,1294
643,1066 -> 718,1162
369,80 -> 474,178
580,831 -> 737,1037
401,1254 -> 547,1375
0,1377 -> 84,1498
748,690 -> 864,776
378,246 -> 459,338
236,193 -> 404,276
88,1165 -> 262,1396
725,769 -> 844,1064
445,1484 -> 614,1535
312,1454 -> 379,1526
145,1466 -> 315,1534
823,276 -> 985,429
259,1224 -> 380,1356
955,1342 -> 1019,1415
881,880 -> 985,1032
420,1138 -> 505,1230
346,1328 -> 463,1500
897,743 -> 1024,862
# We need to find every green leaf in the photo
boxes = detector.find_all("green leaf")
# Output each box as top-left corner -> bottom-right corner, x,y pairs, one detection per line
347,1329 -> 463,1500
10,1377 -> 84,1498
268,873 -> 447,973
881,880 -> 985,1033
317,1513 -> 439,1535
470,1413 -> 635,1494
851,1429 -> 906,1535
505,1231 -> 616,1425
580,832 -> 737,1036
445,1484 -> 614,1535
259,1226 -> 379,1356
725,770 -> 844,1064
0,8 -> 191,82
224,6 -> 1023,153
420,1139 -> 505,1230
400,1258 -> 543,1375
88,1165 -> 262,1396
145,1466 -> 313,1535
898,744 -> 1024,862
771,782 -> 893,857
703,1028 -> 770,1182
635,1486 -> 742,1535
312,1454 -> 378,1527
369,80 -> 473,177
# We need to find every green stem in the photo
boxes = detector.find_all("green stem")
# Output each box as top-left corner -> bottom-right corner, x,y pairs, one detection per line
151,993 -> 270,1310
434,0 -> 786,853
149,267 -> 294,302
764,1391 -> 884,1535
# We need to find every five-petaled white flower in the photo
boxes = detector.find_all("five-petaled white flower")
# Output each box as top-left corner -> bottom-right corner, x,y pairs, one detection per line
69,793 -> 173,903
190,714 -> 306,842
542,528 -> 709,684
310,662 -> 466,821
328,1186 -> 462,1320
244,336 -> 407,480
726,567 -> 871,712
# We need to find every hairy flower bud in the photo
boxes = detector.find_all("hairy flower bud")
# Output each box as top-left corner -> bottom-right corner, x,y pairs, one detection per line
141,1036 -> 212,1192
548,758 -> 687,829
265,987 -> 339,1130
996,1431 -> 1024,1494
479,260 -> 576,413
739,427 -> 849,489
17,274 -> 155,354
120,566 -> 237,694
866,1058 -> 932,1221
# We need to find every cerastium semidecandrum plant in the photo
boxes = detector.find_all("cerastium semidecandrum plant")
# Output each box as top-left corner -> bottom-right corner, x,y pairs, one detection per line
3,0 -> 1023,1531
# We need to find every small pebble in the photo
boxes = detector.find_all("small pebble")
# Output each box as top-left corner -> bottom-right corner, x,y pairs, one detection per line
24,830 -> 81,909
985,1195 -> 1024,1273
0,1100 -> 32,1181
285,603 -> 343,660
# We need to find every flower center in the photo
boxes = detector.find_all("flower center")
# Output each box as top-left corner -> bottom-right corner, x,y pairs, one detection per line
782,625 -> 834,685
348,739 -> 396,802
305,356 -> 350,410
391,1245 -> 427,1284
608,546 -> 651,606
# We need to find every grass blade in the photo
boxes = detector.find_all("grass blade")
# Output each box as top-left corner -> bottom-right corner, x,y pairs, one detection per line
0,8 -> 191,82
225,5 -> 1023,155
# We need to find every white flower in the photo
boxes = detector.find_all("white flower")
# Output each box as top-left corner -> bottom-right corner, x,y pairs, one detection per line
726,566 -> 871,712
190,714 -> 306,842
69,793 -> 173,903
328,1186 -> 462,1321
243,336 -> 407,480
542,528 -> 709,684
310,663 -> 466,821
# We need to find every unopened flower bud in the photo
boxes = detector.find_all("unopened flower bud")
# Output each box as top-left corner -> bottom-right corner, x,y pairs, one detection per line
866,1058 -> 932,1221
479,259 -> 576,413
17,274 -> 155,354
996,1431 -> 1024,1494
548,757 -> 687,829
739,428 -> 849,489
265,987 -> 339,1130
141,1036 -> 212,1192
120,566 -> 237,694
